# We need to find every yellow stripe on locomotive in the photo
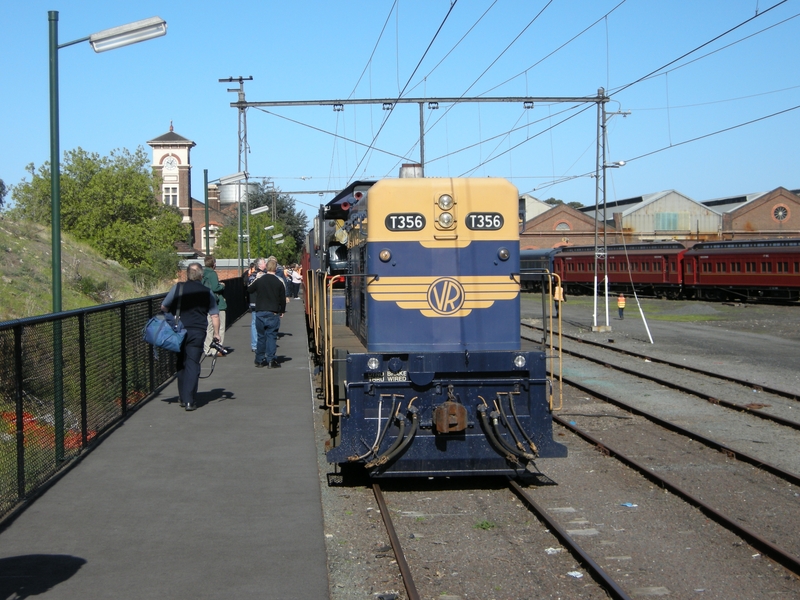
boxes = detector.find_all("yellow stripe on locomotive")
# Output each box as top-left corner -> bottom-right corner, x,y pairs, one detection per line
368,275 -> 519,317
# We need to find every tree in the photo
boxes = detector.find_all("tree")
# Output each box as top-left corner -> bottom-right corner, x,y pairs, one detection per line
544,197 -> 583,209
9,146 -> 186,276
247,180 -> 308,254
212,179 -> 308,264
0,178 -> 6,211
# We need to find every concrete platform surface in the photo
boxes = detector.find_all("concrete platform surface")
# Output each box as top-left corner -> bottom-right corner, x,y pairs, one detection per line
0,301 -> 329,599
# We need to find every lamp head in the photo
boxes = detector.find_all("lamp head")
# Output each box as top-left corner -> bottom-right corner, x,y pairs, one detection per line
90,16 -> 167,53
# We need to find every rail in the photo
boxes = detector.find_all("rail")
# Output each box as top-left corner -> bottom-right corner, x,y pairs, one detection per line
0,276 -> 248,524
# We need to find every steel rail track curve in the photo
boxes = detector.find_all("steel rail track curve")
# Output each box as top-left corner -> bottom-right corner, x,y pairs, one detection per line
521,322 -> 799,402
508,479 -> 634,600
552,415 -> 800,577
372,483 -> 420,600
526,341 -> 800,489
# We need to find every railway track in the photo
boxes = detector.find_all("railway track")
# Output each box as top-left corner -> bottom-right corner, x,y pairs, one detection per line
373,481 -> 635,599
522,323 -> 800,485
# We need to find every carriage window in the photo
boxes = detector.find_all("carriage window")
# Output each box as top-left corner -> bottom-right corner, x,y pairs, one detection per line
761,262 -> 772,273
716,262 -> 726,273
746,262 -> 756,273
731,262 -> 741,273
670,261 -> 676,272
631,262 -> 638,271
702,262 -> 712,273
685,263 -> 693,274
795,262 -> 799,273
777,261 -> 789,273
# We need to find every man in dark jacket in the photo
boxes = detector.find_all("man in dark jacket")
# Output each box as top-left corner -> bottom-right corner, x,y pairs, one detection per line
161,263 -> 220,411
202,256 -> 227,356
247,257 -> 286,368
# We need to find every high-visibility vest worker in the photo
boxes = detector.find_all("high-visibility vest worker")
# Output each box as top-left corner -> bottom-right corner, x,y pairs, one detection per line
617,293 -> 626,319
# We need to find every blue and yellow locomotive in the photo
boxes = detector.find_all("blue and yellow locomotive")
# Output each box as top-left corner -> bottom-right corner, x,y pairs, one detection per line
303,176 -> 566,479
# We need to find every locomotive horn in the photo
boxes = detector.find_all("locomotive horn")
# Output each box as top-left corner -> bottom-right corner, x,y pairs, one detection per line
340,201 -> 351,211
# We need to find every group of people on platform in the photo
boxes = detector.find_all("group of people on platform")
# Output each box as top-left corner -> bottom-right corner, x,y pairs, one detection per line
160,256 -> 303,411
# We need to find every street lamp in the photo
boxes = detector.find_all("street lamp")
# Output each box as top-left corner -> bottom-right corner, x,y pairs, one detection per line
48,11 -> 165,463
264,225 -> 274,256
49,11 -> 167,312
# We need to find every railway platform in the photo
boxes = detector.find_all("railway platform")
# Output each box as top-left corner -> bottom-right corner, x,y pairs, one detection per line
0,301 -> 329,599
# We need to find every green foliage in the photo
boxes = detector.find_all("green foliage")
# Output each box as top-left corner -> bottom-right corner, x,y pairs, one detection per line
474,520 -> 496,530
9,147 -> 184,270
544,197 -> 583,209
0,178 -> 6,210
0,218 -> 143,321
214,180 -> 307,265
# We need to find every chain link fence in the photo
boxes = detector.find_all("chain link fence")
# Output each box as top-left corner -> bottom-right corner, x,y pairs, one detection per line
0,276 -> 246,522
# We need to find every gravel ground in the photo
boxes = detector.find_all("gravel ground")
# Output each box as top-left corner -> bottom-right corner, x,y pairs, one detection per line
316,296 -> 800,599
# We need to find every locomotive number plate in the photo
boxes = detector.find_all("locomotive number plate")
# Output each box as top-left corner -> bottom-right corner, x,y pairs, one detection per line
366,370 -> 408,382
466,212 -> 504,230
385,213 -> 426,231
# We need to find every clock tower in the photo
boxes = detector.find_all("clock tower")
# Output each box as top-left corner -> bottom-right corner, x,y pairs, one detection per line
148,122 -> 196,230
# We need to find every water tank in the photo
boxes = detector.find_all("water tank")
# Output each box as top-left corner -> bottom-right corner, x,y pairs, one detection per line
218,182 -> 259,204
399,163 -> 423,178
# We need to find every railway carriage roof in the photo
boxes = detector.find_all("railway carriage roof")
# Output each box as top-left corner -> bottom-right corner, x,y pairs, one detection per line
685,238 -> 800,253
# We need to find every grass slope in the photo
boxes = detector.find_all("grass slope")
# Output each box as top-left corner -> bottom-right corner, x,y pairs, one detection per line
0,218 -> 158,322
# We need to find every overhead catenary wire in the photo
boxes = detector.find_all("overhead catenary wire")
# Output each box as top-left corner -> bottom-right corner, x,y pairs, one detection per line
348,0 -> 460,181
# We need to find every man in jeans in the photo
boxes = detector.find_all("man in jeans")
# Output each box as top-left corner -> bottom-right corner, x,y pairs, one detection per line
247,257 -> 286,368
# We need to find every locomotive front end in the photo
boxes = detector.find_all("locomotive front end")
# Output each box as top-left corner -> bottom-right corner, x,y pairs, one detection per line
325,177 -> 566,479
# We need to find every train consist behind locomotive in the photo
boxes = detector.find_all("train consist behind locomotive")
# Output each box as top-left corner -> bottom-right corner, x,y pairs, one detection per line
303,176 -> 566,479
521,239 -> 800,301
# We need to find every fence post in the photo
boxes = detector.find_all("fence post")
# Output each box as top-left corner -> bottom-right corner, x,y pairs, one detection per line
14,324 -> 25,501
120,304 -> 128,416
78,313 -> 88,448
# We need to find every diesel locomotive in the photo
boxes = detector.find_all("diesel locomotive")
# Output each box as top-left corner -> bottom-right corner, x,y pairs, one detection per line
302,176 -> 566,479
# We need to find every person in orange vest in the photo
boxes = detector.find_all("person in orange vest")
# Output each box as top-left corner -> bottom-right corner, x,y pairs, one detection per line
617,293 -> 626,320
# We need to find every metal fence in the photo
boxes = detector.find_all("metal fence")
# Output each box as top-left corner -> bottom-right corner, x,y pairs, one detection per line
0,276 -> 247,523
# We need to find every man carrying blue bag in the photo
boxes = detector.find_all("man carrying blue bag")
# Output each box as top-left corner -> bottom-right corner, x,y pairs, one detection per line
161,262 -> 220,411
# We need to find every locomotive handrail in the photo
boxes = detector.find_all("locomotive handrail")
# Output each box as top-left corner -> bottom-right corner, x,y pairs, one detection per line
547,272 -> 564,412
325,274 -> 343,410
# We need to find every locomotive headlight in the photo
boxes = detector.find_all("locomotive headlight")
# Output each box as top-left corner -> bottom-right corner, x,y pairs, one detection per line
513,355 -> 527,368
437,194 -> 454,210
367,357 -> 380,371
497,247 -> 510,261
438,212 -> 454,228
379,249 -> 392,262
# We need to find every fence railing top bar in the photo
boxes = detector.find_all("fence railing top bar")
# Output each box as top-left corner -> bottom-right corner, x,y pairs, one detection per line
0,293 -> 168,331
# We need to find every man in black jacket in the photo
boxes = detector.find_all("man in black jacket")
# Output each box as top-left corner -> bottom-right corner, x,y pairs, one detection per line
161,263 -> 220,410
247,257 -> 286,368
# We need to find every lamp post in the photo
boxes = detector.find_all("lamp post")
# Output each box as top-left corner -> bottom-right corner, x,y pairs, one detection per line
264,225 -> 274,257
48,12 -> 165,462
49,12 -> 167,313
601,160 -> 625,329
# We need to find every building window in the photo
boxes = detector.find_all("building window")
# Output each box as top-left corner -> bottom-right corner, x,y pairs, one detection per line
554,221 -> 571,231
773,204 -> 789,222
163,185 -> 178,206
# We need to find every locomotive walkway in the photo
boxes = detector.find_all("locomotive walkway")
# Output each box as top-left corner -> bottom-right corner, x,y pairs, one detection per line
0,302 -> 330,599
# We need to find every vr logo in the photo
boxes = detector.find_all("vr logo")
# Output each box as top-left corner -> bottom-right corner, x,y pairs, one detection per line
427,277 -> 465,315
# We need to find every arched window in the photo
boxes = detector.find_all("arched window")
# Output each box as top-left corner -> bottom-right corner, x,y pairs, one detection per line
554,221 -> 571,231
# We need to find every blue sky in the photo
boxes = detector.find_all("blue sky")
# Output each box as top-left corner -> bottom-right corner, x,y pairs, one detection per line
2,1 -> 798,220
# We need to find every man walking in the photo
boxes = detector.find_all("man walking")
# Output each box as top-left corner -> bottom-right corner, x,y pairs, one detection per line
248,257 -> 286,368
161,263 -> 220,411
202,256 -> 226,356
